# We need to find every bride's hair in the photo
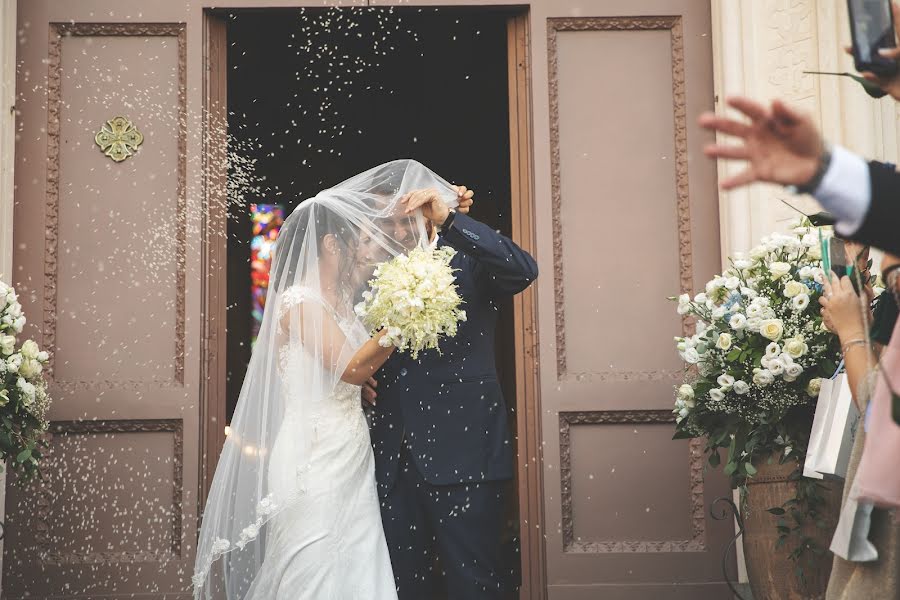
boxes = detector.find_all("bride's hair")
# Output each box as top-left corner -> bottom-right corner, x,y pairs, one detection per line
271,200 -> 359,303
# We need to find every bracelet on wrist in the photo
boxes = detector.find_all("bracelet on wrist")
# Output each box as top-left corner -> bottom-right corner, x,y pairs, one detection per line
841,338 -> 868,354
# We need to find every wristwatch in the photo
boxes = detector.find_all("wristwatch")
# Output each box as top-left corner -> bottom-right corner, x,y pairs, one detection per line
790,144 -> 832,196
439,208 -> 457,231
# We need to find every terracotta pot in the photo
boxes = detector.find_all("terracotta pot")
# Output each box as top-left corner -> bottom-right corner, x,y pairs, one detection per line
742,454 -> 843,600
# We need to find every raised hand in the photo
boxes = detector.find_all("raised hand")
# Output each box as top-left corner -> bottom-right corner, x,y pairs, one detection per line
401,188 -> 451,226
698,97 -> 825,190
455,185 -> 475,215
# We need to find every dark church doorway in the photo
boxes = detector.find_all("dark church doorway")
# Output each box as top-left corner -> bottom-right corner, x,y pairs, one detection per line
223,7 -> 521,596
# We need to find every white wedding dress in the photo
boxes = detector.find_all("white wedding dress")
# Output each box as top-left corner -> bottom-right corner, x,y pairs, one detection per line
192,160 -> 460,600
243,288 -> 397,599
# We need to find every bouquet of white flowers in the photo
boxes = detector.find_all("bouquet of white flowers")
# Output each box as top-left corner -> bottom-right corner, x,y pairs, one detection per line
672,224 -> 843,463
670,221 -> 852,572
0,281 -> 51,481
355,246 -> 466,359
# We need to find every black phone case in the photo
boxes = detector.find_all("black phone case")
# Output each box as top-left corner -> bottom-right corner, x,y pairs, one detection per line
848,0 -> 900,77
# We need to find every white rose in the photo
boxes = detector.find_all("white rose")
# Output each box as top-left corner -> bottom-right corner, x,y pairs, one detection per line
746,317 -> 762,332
740,287 -> 758,299
783,280 -> 809,298
6,354 -> 21,374
753,369 -> 775,386
677,294 -> 691,315
767,359 -> 785,376
733,380 -> 750,395
12,316 -> 24,333
783,363 -> 804,381
693,293 -> 708,304
807,378 -> 823,397
706,279 -> 723,295
783,336 -> 809,359
765,342 -> 781,358
716,333 -> 733,351
6,302 -> 22,319
724,276 -> 741,290
750,245 -> 768,260
791,294 -> 810,312
0,334 -> 14,356
733,259 -> 753,270
15,377 -> 35,405
712,306 -> 727,320
709,388 -> 726,402
20,340 -> 39,360
759,319 -> 785,341
677,384 -> 694,403
768,262 -> 792,280
717,374 -> 735,390
747,304 -> 765,319
17,358 -> 41,379
808,244 -> 822,260
37,350 -> 49,362
729,313 -> 747,330
801,232 -> 819,247
798,266 -> 813,280
683,348 -> 700,364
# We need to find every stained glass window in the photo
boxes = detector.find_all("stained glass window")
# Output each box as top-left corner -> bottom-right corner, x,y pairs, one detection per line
250,203 -> 285,345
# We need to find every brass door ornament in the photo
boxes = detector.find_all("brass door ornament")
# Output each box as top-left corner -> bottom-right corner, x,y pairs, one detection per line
94,116 -> 144,162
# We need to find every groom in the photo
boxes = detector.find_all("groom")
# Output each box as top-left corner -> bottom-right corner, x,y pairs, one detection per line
367,186 -> 538,599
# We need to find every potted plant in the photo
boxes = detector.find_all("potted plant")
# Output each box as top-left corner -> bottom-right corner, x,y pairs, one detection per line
671,221 -> 848,598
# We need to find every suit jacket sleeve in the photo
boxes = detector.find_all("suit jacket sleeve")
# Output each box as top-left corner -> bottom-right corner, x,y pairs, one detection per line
852,161 -> 900,257
438,212 -> 538,296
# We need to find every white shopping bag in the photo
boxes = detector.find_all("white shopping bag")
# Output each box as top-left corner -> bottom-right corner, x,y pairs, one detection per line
803,377 -> 834,480
810,374 -> 859,479
830,479 -> 878,562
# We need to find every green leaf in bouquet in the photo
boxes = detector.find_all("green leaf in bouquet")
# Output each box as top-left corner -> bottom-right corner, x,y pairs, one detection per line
708,451 -> 721,467
744,462 -> 757,476
725,348 -> 742,362
16,448 -> 31,463
723,461 -> 737,477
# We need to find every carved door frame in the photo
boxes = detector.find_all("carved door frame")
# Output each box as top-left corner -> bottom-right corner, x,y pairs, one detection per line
198,6 -> 545,599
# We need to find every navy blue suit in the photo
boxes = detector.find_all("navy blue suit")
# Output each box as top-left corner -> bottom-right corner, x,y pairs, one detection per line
371,212 -> 537,599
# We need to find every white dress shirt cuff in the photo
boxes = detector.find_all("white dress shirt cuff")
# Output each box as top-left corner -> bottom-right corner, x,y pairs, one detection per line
812,144 -> 871,237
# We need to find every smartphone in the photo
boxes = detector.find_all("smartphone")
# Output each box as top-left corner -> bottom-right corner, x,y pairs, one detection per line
848,0 -> 899,77
822,235 -> 862,291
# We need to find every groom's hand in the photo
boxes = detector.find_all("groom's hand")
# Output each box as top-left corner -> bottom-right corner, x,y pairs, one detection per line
362,377 -> 378,406
401,188 -> 451,226
455,185 -> 474,215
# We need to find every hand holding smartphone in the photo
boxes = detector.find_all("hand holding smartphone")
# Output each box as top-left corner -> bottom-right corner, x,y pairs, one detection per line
848,0 -> 900,77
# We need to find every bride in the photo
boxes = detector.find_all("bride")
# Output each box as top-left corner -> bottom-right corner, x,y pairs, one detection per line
192,160 -> 460,599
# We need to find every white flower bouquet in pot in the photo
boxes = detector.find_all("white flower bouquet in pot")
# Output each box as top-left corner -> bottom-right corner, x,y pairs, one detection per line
671,222 -> 848,571
0,281 -> 51,482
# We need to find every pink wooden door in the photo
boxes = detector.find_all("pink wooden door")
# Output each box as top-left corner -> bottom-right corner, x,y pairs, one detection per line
527,1 -> 736,597
5,2 -> 202,597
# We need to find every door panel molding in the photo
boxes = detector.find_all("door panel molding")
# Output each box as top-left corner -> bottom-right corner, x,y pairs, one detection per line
547,16 -> 693,382
559,410 -> 705,554
44,22 -> 187,386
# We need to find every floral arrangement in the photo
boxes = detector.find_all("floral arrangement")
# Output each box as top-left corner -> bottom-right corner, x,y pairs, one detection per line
0,281 -> 51,481
671,221 -> 843,571
355,246 -> 466,359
